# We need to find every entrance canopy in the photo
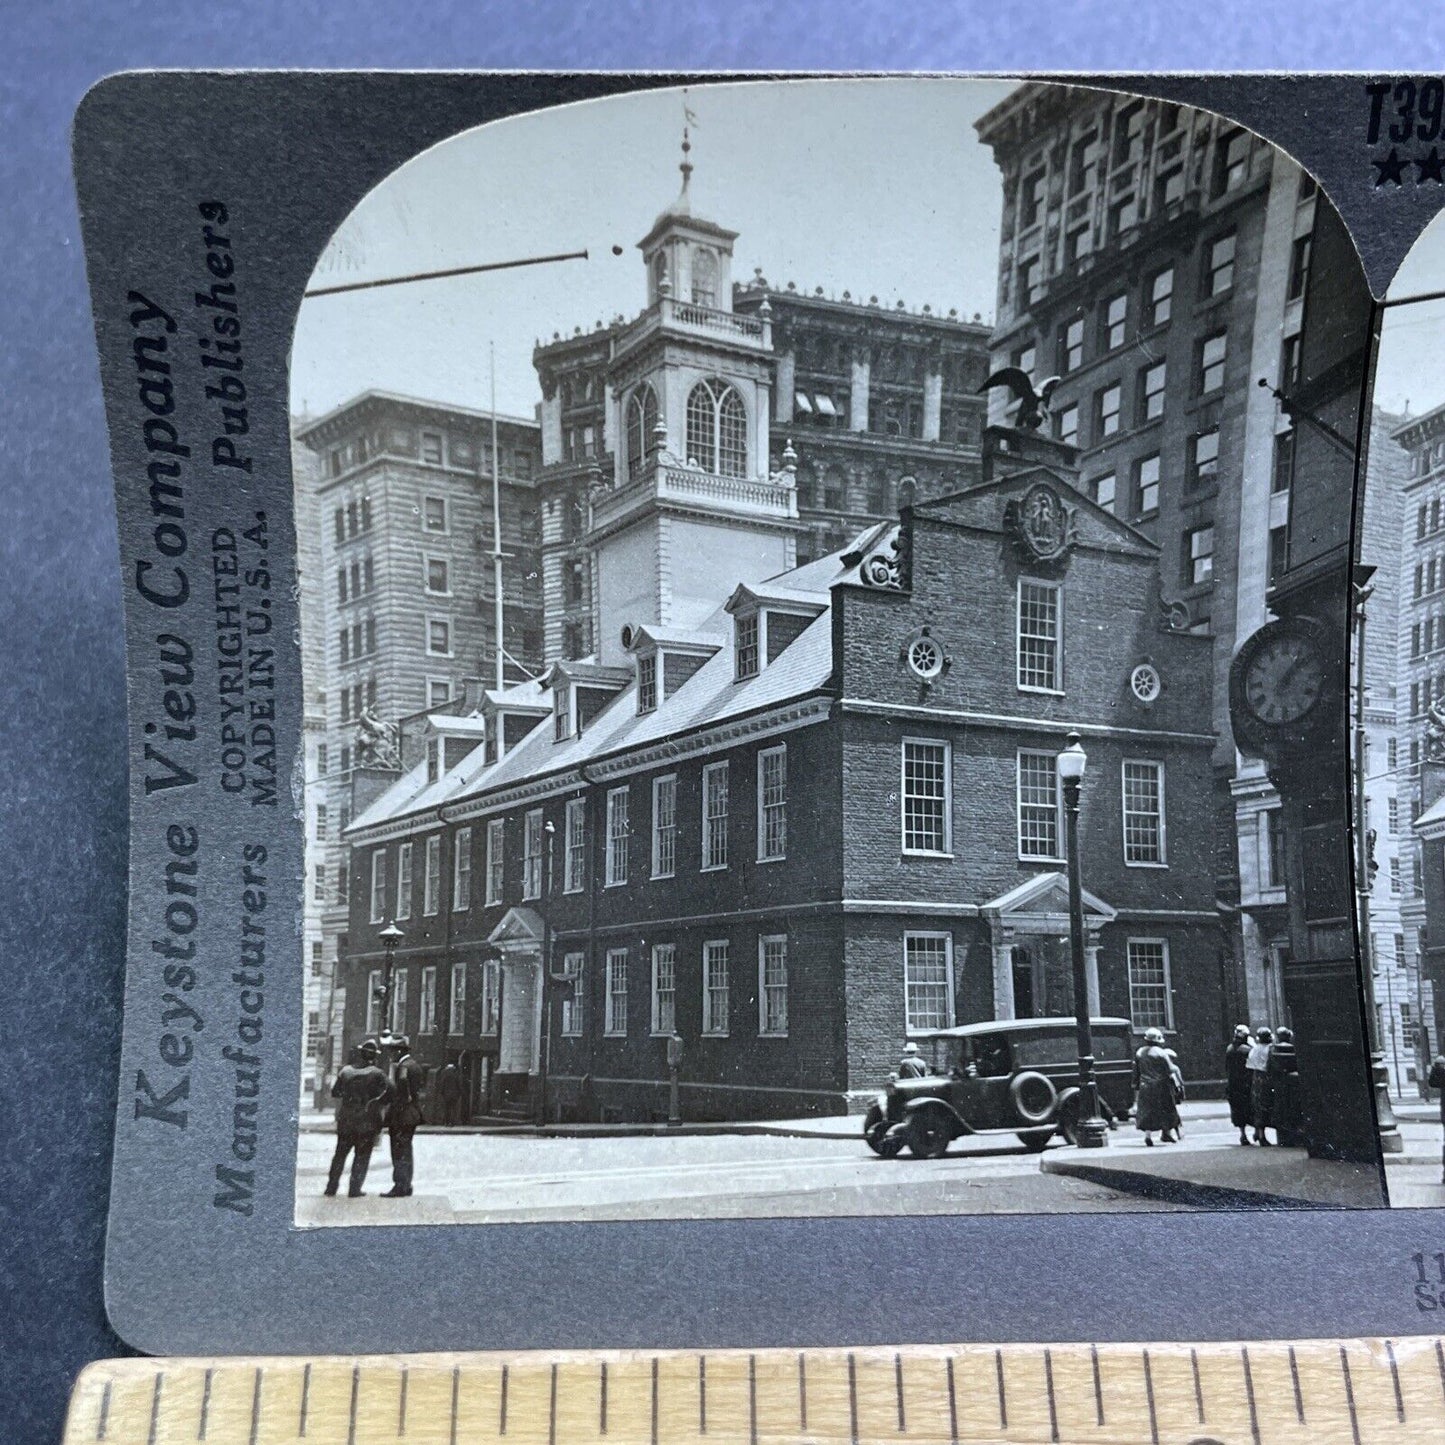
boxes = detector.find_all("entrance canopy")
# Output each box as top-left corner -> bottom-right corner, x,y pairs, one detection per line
487,906 -> 545,949
982,871 -> 1117,933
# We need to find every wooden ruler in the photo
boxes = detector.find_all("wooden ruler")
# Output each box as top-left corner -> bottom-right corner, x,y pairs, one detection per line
64,1338 -> 1445,1443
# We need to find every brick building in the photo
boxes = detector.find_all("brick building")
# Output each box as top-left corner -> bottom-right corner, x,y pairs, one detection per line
975,84 -> 1337,1028
340,430 -> 1221,1123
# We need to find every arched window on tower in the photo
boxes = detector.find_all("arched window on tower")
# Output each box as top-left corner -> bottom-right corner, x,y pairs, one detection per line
686,379 -> 749,478
653,252 -> 668,300
626,383 -> 660,477
692,249 -> 718,307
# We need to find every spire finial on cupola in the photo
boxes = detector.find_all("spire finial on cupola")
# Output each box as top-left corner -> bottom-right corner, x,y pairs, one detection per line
679,92 -> 697,198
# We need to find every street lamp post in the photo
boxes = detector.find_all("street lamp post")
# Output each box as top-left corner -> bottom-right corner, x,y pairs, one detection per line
1057,732 -> 1109,1149
376,921 -> 404,1051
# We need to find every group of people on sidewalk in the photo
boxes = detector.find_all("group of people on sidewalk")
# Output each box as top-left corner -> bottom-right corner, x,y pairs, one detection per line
325,1037 -> 427,1199
1223,1024 -> 1301,1148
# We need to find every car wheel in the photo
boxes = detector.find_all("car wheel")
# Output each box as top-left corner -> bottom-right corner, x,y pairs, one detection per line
863,1104 -> 903,1158
1056,1094 -> 1081,1146
908,1106 -> 953,1159
1016,1128 -> 1055,1152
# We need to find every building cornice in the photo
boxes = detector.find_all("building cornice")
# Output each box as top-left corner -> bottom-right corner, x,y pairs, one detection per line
840,698 -> 1215,747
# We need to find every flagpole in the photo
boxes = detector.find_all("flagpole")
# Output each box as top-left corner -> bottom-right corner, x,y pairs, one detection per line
490,342 -> 504,692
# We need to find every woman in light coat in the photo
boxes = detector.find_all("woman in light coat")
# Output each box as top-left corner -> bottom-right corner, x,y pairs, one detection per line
1132,1027 -> 1183,1146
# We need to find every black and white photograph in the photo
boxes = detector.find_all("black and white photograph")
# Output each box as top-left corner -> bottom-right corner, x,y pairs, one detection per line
282,77 -> 1400,1225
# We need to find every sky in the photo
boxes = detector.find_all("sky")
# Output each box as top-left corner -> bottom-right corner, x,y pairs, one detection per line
289,77 -> 1017,421
1377,213 -> 1445,421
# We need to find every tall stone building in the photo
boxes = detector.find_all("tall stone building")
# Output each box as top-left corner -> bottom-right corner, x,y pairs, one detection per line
976,85 -> 1328,1040
532,146 -> 993,663
292,392 -> 544,1096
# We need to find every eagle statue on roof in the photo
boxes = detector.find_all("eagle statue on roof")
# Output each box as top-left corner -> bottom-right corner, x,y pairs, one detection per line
977,367 -> 1062,431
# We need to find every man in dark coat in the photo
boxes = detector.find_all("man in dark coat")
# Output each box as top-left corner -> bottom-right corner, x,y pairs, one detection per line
897,1043 -> 929,1079
1224,1025 -> 1254,1145
1266,1027 -> 1302,1147
325,1040 -> 391,1198
437,1060 -> 464,1126
383,1037 -> 426,1198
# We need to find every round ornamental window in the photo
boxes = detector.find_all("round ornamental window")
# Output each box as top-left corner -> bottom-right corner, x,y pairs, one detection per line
906,633 -> 945,681
1130,662 -> 1162,705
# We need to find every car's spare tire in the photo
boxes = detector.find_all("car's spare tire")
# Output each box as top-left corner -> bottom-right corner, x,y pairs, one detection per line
1009,1070 -> 1058,1125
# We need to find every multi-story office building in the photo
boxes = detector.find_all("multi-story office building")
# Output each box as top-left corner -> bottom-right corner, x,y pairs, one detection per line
531,156 -> 993,662
976,85 -> 1327,1035
293,392 -> 545,1096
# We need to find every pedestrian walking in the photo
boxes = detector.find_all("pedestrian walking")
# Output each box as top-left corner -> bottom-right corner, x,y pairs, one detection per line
1267,1027 -> 1302,1147
383,1037 -> 426,1198
1131,1027 -> 1183,1146
1246,1026 -> 1274,1146
437,1060 -> 463,1126
897,1042 -> 929,1079
1225,1024 -> 1254,1145
325,1040 -> 390,1198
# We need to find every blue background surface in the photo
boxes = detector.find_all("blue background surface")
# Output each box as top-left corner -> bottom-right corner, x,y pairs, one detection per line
4,4 -> 1441,1439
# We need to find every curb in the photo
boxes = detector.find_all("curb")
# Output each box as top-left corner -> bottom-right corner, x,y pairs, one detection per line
1039,1155 -> 1346,1211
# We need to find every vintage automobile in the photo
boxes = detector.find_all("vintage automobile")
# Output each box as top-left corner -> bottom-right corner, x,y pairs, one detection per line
863,1017 -> 1137,1158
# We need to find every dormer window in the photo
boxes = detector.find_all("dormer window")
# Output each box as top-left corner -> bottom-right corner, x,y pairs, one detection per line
735,614 -> 760,681
637,654 -> 658,714
553,686 -> 571,742
426,737 -> 440,784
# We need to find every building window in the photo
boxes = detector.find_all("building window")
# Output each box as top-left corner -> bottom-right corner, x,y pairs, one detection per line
1391,857 -> 1402,893
427,618 -> 451,656
1101,293 -> 1127,350
1122,760 -> 1167,865
685,378 -> 748,478
1020,168 -> 1045,228
370,850 -> 387,924
423,835 -> 441,916
1059,317 -> 1084,373
1287,234 -> 1313,301
1281,333 -> 1303,389
367,969 -> 383,1036
1138,456 -> 1161,520
1017,255 -> 1041,308
1097,384 -> 1121,438
605,787 -> 630,886
425,556 -> 449,595
904,932 -> 954,1033
553,685 -> 571,742
652,775 -> 677,878
759,935 -> 789,1037
605,949 -> 628,1037
449,963 -> 467,1035
1018,750 -> 1063,860
390,968 -> 408,1034
337,567 -> 348,604
1126,939 -> 1173,1030
485,818 -> 505,905
651,944 -> 677,1035
1261,808 -> 1286,888
334,507 -> 345,542
1186,525 -> 1215,585
423,496 -> 447,532
1055,403 -> 1079,446
902,738 -> 951,855
1068,129 -> 1099,195
564,798 -> 585,893
1189,430 -> 1220,491
703,940 -> 730,1036
419,966 -> 437,1034
735,613 -> 760,680
314,864 -> 326,903
637,654 -> 658,713
523,808 -> 544,900
1140,361 -> 1166,421
316,803 -> 328,841
1148,267 -> 1174,327
757,745 -> 788,861
1017,579 -> 1062,692
481,959 -> 500,1033
1272,429 -> 1295,493
692,248 -> 718,307
1093,473 -> 1117,514
560,954 -> 584,1036
702,762 -> 729,870
1199,332 -> 1227,394
1269,526 -> 1289,583
626,382 -> 660,477
1205,233 -> 1236,296
395,842 -> 413,921
447,825 -> 470,911
421,431 -> 444,465
1214,130 -> 1250,195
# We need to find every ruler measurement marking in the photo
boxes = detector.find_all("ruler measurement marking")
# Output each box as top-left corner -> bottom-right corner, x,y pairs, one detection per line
945,1357 -> 958,1445
95,1379 -> 111,1441
895,1351 -> 906,1433
848,1352 -> 859,1445
690,1357 -> 697,1435
1091,1343 -> 1105,1427
651,1357 -> 659,1445
1387,1338 -> 1405,1421
347,1365 -> 360,1445
248,1368 -> 262,1445
299,1362 -> 311,1438
749,1354 -> 758,1445
398,1365 -> 409,1436
549,1362 -> 557,1445
1288,1345 -> 1304,1424
1340,1344 -> 1362,1445
1190,1345 -> 1204,1424
1141,1349 -> 1158,1445
1043,1348 -> 1058,1444
449,1366 -> 459,1445
994,1349 -> 1007,1430
602,1360 -> 609,1435
1437,1338 -> 1445,1402
199,1367 -> 214,1442
499,1363 -> 508,1435
796,1352 -> 805,1433
1241,1346 -> 1261,1445
146,1372 -> 163,1445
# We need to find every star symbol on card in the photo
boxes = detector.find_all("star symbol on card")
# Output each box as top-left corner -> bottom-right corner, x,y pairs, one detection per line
1417,147 -> 1445,184
1373,148 -> 1408,186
